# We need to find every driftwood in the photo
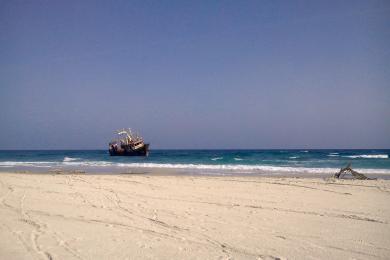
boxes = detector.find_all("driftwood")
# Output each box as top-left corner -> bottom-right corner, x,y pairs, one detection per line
334,163 -> 371,180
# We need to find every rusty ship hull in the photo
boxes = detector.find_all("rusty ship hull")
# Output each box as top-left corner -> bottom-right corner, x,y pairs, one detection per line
109,143 -> 149,156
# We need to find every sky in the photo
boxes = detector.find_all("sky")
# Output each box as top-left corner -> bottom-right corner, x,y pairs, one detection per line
0,0 -> 389,149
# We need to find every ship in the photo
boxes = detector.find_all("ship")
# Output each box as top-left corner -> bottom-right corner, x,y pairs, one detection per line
109,129 -> 149,156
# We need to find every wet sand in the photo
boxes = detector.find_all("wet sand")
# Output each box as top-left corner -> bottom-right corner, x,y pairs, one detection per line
1,172 -> 389,259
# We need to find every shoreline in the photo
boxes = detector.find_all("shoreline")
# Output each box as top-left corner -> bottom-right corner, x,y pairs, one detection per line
2,166 -> 390,180
1,171 -> 390,259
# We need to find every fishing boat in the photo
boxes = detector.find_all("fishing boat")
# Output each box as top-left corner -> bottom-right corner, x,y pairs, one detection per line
109,129 -> 149,156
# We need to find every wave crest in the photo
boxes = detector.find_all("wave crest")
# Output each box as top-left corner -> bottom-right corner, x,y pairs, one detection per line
344,154 -> 388,159
63,157 -> 80,162
112,163 -> 390,174
1,157 -> 389,175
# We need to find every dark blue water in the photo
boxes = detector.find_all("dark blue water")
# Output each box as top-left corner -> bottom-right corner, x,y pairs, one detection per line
0,149 -> 389,175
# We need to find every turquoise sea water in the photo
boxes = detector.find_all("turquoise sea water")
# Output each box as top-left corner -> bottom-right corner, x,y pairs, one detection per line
0,150 -> 389,176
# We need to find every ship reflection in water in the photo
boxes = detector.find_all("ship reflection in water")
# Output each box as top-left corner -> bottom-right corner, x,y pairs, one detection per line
109,129 -> 149,156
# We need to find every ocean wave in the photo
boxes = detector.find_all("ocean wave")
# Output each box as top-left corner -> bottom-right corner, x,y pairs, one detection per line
289,156 -> 299,159
1,160 -> 390,174
301,150 -> 309,153
63,157 -> 80,162
115,162 -> 337,173
0,161 -> 55,167
343,154 -> 388,159
62,161 -> 113,167
211,157 -> 223,161
112,163 -> 390,174
234,158 -> 243,161
0,160 -> 112,167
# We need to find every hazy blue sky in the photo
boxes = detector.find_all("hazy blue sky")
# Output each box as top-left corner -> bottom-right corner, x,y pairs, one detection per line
0,0 -> 389,149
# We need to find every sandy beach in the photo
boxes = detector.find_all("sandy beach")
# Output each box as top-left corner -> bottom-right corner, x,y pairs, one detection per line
0,172 -> 389,260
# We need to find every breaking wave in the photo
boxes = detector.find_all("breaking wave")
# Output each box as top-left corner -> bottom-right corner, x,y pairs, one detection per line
343,154 -> 388,159
1,156 -> 389,175
62,161 -> 113,167
14,160 -> 382,174
0,161 -> 54,167
63,157 -> 80,162
111,163 -> 390,174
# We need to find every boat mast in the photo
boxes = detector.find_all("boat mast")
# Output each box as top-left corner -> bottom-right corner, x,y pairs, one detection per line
117,129 -> 133,144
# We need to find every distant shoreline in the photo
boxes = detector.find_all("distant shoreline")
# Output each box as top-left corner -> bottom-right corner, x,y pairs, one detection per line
2,167 -> 390,180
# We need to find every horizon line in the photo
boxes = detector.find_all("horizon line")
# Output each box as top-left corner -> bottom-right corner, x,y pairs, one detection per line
0,148 -> 389,151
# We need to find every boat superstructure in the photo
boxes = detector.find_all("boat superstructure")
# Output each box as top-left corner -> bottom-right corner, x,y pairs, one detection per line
109,128 -> 149,156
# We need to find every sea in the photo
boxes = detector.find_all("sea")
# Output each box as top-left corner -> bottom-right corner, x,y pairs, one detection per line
0,149 -> 389,177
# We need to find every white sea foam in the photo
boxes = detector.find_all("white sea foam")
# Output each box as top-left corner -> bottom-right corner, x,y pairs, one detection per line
2,160 -> 390,175
62,160 -> 113,167
110,162 -> 390,174
343,154 -> 388,159
211,157 -> 223,161
0,160 -> 111,167
289,156 -> 299,159
116,162 -> 334,173
234,158 -> 243,161
0,161 -> 55,167
301,150 -> 309,153
63,157 -> 80,162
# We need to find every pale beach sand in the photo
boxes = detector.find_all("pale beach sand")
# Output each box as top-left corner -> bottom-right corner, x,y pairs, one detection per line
1,172 -> 389,259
